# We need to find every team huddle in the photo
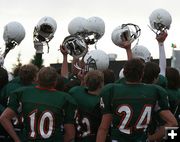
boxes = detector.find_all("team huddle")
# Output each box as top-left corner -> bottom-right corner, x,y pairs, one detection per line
0,8 -> 180,142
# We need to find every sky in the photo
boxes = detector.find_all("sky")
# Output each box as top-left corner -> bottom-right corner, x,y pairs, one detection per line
0,0 -> 180,72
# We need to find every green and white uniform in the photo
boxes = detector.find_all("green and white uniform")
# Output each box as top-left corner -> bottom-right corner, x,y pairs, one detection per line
7,86 -> 77,142
166,88 -> 180,126
100,83 -> 169,142
69,86 -> 102,142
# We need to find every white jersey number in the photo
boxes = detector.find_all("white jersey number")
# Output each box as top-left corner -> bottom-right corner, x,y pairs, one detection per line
117,105 -> 152,134
28,110 -> 54,139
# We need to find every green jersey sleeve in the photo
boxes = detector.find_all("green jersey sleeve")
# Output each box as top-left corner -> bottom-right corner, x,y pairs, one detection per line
7,90 -> 22,114
100,84 -> 114,114
153,85 -> 170,112
156,74 -> 167,88
63,94 -> 77,124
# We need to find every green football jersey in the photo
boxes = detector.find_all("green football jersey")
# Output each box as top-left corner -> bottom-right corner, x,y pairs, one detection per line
7,86 -> 77,142
115,77 -> 126,84
69,86 -> 102,142
100,83 -> 169,142
0,77 -> 37,140
156,74 -> 167,88
166,88 -> 180,126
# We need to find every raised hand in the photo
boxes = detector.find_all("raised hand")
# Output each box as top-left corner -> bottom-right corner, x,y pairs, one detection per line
156,31 -> 168,43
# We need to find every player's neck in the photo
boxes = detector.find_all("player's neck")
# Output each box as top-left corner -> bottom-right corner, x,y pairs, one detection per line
126,81 -> 141,84
88,88 -> 101,96
36,85 -> 56,91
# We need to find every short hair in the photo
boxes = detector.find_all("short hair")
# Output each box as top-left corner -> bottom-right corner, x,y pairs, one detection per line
38,66 -> 58,87
0,67 -> 8,89
55,75 -> 66,91
19,64 -> 38,85
166,67 -> 180,89
84,70 -> 104,91
142,62 -> 160,84
123,59 -> 145,82
63,79 -> 81,92
103,69 -> 115,85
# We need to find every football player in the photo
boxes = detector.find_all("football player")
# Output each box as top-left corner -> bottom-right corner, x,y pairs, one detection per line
0,67 -> 77,142
0,67 -> 9,142
96,59 -> 177,142
69,70 -> 105,142
166,67 -> 180,126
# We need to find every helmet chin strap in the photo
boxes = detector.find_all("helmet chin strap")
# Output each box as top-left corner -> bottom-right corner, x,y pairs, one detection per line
3,41 -> 18,58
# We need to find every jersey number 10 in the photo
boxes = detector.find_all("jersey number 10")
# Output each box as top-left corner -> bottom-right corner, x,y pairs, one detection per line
28,110 -> 54,139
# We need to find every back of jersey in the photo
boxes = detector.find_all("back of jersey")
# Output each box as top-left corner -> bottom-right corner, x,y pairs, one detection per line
69,86 -> 101,142
8,86 -> 76,141
100,83 -> 168,142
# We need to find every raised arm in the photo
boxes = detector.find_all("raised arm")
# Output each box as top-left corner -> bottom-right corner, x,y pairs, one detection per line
156,31 -> 168,76
31,41 -> 44,69
60,45 -> 69,78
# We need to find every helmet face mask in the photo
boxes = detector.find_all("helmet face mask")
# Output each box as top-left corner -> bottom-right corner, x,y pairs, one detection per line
62,35 -> 88,58
84,56 -> 97,72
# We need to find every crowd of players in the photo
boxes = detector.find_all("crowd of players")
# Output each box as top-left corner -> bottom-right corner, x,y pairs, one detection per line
0,11 -> 180,142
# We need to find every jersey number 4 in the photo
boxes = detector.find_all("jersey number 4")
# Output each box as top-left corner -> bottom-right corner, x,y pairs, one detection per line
116,104 -> 152,134
28,110 -> 54,139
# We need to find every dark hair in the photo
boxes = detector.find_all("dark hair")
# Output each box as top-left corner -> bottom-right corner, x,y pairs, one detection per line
123,59 -> 145,82
19,64 -> 38,85
103,69 -> 115,85
63,79 -> 81,92
55,75 -> 66,91
142,62 -> 160,84
0,67 -> 8,89
84,70 -> 104,91
166,67 -> 180,89
38,66 -> 58,87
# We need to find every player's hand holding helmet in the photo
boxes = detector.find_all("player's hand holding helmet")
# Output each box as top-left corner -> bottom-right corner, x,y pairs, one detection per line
62,34 -> 88,59
149,8 -> 172,35
3,21 -> 25,58
156,31 -> 168,43
63,17 -> 89,58
33,16 -> 57,53
34,40 -> 43,54
111,23 -> 141,49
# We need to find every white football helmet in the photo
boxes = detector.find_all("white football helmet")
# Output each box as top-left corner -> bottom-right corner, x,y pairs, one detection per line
34,16 -> 57,42
3,21 -> 25,58
3,21 -> 25,45
62,34 -> 88,59
83,49 -> 109,71
68,17 -> 88,35
111,23 -> 141,47
132,45 -> 152,63
149,8 -> 172,32
85,17 -> 105,44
